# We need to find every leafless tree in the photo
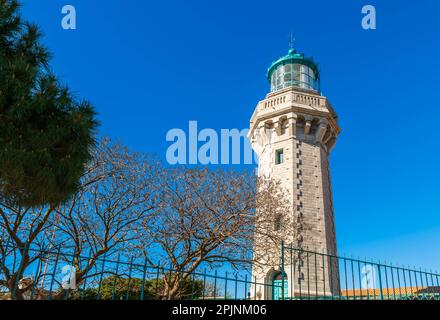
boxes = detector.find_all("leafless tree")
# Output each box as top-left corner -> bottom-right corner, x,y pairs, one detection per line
49,138 -> 160,298
0,202 -> 56,299
137,167 -> 292,299
1,138 -> 293,301
0,138 -> 160,299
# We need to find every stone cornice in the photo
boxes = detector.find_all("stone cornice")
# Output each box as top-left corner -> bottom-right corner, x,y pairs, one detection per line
249,102 -> 340,138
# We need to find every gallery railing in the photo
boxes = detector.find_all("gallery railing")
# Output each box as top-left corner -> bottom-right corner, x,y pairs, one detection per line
0,241 -> 439,300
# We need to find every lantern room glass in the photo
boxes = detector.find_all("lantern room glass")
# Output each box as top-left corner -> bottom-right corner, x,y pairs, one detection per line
270,63 -> 319,92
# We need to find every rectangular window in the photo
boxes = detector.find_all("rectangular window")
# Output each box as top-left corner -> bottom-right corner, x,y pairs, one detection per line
275,149 -> 284,165
274,215 -> 282,231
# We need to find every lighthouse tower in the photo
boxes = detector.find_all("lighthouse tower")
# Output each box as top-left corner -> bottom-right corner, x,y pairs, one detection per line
249,48 -> 341,299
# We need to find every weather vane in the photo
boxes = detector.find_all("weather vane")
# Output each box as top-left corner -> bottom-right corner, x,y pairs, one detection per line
288,32 -> 296,50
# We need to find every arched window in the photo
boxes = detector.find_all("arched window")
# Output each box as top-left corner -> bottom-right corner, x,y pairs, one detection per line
273,272 -> 286,281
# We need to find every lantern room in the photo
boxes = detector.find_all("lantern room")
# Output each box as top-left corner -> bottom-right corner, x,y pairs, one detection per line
267,48 -> 320,93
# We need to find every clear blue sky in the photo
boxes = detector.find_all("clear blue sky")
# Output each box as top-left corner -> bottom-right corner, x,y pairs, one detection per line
21,0 -> 440,271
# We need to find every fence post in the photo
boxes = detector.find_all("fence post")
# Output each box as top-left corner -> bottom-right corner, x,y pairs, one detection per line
350,257 -> 355,300
298,247 -> 302,299
407,266 -> 414,297
322,252 -> 326,299
234,273 -> 238,300
140,255 -> 148,301
125,255 -> 134,301
396,264 -> 402,299
329,255 -> 333,300
419,267 -> 425,299
314,251 -> 318,299
96,252 -> 107,300
342,256 -> 348,300
435,271 -> 440,300
390,263 -> 396,300
154,262 -> 161,298
377,261 -> 384,300
306,249 -> 310,299
48,246 -> 61,300
244,273 -> 248,300
191,273 -> 196,300
291,243 -> 294,300
383,261 -> 389,299
80,249 -> 92,300
281,240 -> 285,300
357,259 -> 362,300
413,266 -> 419,297
112,253 -> 121,300
202,268 -> 206,300
224,272 -> 228,300
214,270 -> 218,300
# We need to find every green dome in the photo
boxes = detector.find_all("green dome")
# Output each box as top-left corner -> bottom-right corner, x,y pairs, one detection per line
267,48 -> 320,92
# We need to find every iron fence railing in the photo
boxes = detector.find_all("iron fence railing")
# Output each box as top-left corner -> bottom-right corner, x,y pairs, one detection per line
278,242 -> 440,300
0,241 -> 439,300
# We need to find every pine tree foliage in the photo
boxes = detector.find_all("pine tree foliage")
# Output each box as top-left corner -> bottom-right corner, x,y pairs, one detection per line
0,0 -> 98,206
